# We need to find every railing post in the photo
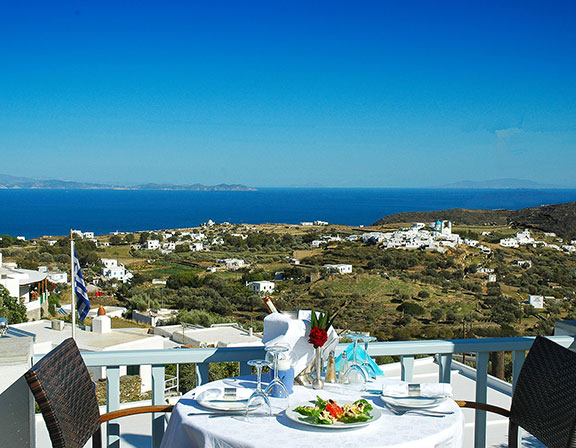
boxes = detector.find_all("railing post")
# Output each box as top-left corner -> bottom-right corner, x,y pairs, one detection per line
438,354 -> 452,383
106,366 -> 121,448
401,356 -> 414,382
239,361 -> 252,377
474,352 -> 489,448
196,362 -> 210,386
512,350 -> 526,447
151,365 -> 165,448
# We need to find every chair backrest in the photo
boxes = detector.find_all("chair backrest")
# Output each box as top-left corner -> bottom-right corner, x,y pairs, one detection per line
25,338 -> 101,448
510,336 -> 576,448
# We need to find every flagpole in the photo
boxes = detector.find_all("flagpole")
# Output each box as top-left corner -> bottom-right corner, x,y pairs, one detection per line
70,230 -> 76,341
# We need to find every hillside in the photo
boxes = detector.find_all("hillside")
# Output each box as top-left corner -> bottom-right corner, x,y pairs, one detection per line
373,202 -> 576,239
0,173 -> 256,191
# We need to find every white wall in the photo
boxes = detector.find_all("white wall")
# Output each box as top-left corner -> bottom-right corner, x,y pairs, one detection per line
0,337 -> 35,448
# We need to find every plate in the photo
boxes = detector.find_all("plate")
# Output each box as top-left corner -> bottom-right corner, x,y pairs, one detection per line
285,400 -> 382,429
196,388 -> 253,412
379,395 -> 447,409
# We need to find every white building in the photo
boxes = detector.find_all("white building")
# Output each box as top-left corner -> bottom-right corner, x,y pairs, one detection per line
145,240 -> 161,250
324,264 -> 353,274
132,308 -> 178,327
155,323 -> 263,348
0,254 -> 49,319
190,242 -> 203,251
311,240 -> 326,248
218,258 -> 245,269
300,222 -> 314,226
9,314 -> 172,393
529,295 -> 544,309
101,258 -> 133,283
162,242 -> 176,251
248,280 -> 275,294
47,271 -> 68,284
314,220 -> 329,226
500,238 -> 519,248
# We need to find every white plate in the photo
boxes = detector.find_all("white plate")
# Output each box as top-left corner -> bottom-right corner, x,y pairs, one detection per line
379,395 -> 447,409
196,388 -> 253,412
286,400 -> 381,429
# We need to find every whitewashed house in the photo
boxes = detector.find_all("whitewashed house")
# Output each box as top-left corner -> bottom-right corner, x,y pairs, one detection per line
145,240 -> 161,250
101,258 -> 133,283
529,295 -> 544,309
190,242 -> 203,251
248,281 -> 275,294
218,258 -> 245,269
47,272 -> 68,284
500,238 -> 519,248
324,264 -> 353,274
162,242 -> 176,251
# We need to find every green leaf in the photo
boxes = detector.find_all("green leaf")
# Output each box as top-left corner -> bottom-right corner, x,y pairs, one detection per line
353,399 -> 373,412
339,413 -> 373,423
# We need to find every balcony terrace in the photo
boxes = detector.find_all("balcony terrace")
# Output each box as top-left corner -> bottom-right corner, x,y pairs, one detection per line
3,332 -> 576,448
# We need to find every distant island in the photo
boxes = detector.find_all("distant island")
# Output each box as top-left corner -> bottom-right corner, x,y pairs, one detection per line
373,202 -> 576,239
436,178 -> 564,189
0,174 -> 256,191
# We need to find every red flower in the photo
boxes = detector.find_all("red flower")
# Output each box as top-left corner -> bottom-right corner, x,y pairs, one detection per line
309,326 -> 328,348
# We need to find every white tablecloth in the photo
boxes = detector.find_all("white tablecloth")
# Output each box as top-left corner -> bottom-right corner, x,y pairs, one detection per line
161,377 -> 464,448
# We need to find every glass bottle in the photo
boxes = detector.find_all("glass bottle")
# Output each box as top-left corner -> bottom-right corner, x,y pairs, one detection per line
325,351 -> 337,383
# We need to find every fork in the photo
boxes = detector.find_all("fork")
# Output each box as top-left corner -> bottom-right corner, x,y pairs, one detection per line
387,407 -> 453,417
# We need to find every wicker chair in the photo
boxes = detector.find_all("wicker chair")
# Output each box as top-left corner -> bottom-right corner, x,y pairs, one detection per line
455,336 -> 576,448
25,338 -> 173,448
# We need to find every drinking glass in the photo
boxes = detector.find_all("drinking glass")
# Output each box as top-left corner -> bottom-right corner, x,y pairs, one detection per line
245,359 -> 272,419
264,345 -> 290,402
362,335 -> 377,379
342,334 -> 369,389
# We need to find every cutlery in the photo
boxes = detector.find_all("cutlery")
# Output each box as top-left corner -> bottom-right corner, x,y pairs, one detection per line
387,407 -> 453,417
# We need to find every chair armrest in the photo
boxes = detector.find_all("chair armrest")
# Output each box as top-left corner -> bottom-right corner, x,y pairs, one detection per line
455,400 -> 510,418
100,405 -> 174,423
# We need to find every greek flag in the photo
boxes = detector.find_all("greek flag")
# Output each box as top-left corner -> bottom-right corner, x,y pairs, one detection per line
73,249 -> 90,322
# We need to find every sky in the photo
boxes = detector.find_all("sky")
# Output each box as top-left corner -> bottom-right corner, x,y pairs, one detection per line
1,1 -> 575,188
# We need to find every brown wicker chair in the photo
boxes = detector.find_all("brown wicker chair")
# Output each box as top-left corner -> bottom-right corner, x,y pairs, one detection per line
25,338 -> 173,448
455,336 -> 576,448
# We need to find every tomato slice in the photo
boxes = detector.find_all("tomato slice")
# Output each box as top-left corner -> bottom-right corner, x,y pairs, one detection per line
326,400 -> 343,418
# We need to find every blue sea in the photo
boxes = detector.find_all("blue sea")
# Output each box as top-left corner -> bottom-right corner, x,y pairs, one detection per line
2,188 -> 576,239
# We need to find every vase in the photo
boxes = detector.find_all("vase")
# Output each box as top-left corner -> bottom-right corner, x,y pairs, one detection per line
312,346 -> 324,390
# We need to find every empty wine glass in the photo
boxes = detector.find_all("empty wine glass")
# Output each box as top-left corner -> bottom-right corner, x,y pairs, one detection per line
245,359 -> 272,419
342,334 -> 369,390
362,335 -> 377,380
264,345 -> 290,410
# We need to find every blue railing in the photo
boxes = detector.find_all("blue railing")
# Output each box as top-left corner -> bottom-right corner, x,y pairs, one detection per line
34,335 -> 576,448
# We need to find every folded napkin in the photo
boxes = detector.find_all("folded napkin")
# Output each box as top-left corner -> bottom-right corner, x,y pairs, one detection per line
381,380 -> 452,397
196,387 -> 252,402
262,311 -> 338,377
335,343 -> 384,377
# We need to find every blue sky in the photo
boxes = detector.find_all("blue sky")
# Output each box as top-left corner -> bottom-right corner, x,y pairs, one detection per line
1,1 -> 575,187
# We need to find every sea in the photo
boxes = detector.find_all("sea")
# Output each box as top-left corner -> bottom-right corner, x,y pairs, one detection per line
2,188 -> 576,239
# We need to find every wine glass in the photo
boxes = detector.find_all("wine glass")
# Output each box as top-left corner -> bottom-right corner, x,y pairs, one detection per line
361,335 -> 377,379
245,359 -> 272,419
264,345 -> 290,410
342,334 -> 369,390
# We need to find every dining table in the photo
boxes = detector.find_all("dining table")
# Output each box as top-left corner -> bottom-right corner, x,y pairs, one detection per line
160,375 -> 464,448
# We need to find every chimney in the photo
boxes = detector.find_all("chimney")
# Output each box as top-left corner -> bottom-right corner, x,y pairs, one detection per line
92,305 -> 111,334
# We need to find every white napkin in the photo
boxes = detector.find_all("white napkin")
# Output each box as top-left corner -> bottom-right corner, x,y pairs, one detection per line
381,380 -> 452,397
262,311 -> 339,377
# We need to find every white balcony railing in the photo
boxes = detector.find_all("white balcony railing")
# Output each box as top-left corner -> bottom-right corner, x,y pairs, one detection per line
33,335 -> 576,448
